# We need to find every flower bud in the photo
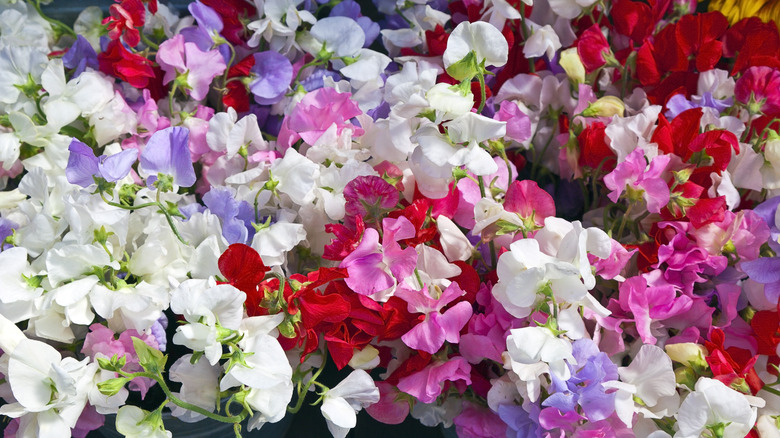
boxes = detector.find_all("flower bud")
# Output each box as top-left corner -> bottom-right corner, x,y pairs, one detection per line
559,48 -> 585,85
581,96 -> 625,118
665,342 -> 709,371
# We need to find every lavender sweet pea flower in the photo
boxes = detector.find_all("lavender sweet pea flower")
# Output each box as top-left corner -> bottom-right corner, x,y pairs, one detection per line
330,0 -> 380,47
66,139 -> 138,187
0,218 -> 18,252
62,36 -> 98,77
203,187 -> 249,244
140,127 -> 196,188
179,2 -> 231,62
249,51 -> 293,105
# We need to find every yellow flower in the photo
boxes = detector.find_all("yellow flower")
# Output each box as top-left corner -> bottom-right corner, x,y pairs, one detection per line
708,0 -> 780,26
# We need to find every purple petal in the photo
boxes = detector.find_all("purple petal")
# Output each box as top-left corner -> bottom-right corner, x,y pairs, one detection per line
203,187 -> 239,221
99,149 -> 138,182
62,36 -> 98,77
66,139 -> 99,187
250,51 -> 293,105
140,127 -> 196,187
189,1 -> 223,33
741,257 -> 780,284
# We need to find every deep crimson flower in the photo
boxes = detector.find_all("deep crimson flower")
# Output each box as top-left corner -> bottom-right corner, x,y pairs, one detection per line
577,122 -> 616,171
324,215 -> 366,261
103,0 -> 145,47
724,17 -> 780,74
610,0 -> 655,45
425,25 -> 449,57
388,199 -> 437,247
687,196 -> 727,229
752,310 -> 780,356
221,55 -> 255,112
98,40 -> 157,89
199,0 -> 256,45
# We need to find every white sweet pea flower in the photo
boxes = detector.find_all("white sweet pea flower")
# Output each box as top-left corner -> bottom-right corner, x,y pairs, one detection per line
309,16 -> 365,58
170,280 -> 246,365
0,130 -> 21,170
504,326 -> 575,402
425,82 -> 474,122
321,369 -> 380,438
88,91 -> 138,147
115,406 -> 172,438
0,46 -> 48,114
675,378 -> 757,438
436,215 -> 472,262
270,148 -> 319,205
523,24 -> 561,60
45,243 -> 119,287
169,354 -> 221,423
251,214 -> 307,267
444,112 -> 506,175
0,314 -> 98,438
206,108 -> 268,159
247,0 -> 316,54
443,21 -> 508,80
41,59 -> 114,131
492,238 -> 583,318
221,314 -> 294,430
0,247 -> 44,323
339,49 -> 392,82
548,0 -> 599,19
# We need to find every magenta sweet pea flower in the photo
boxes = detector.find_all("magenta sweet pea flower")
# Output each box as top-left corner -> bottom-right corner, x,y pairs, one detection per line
603,148 -> 670,213
395,281 -> 473,354
734,66 -> 780,116
503,180 -> 556,228
156,34 -> 226,101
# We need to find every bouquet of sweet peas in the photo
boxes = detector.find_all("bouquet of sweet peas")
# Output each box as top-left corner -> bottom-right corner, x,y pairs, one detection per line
3,0 -> 780,436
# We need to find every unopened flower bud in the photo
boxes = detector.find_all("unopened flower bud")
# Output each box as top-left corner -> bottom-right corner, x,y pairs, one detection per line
559,48 -> 585,85
582,96 -> 625,118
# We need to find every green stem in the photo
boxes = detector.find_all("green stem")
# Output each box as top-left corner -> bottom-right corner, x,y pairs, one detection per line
140,33 -> 159,50
615,202 -> 634,241
29,0 -> 76,38
100,192 -> 157,210
476,71 -> 487,114
288,354 -> 328,414
168,81 -> 178,119
477,176 -> 497,267
762,385 -> 780,398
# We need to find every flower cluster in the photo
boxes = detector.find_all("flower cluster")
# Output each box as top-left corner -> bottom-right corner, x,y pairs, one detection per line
2,0 -> 780,437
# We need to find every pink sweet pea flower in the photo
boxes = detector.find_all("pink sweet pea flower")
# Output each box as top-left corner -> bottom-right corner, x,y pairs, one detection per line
618,273 -> 693,344
396,357 -> 471,403
156,34 -> 226,101
493,100 -> 531,143
395,282 -> 473,354
734,66 -> 780,116
603,148 -> 670,213
276,87 -> 364,150
365,382 -> 410,425
503,180 -> 556,229
453,401 -> 508,438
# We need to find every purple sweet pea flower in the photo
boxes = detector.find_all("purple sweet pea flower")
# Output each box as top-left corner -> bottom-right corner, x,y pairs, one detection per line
62,35 -> 98,77
179,2 -> 232,62
0,218 -> 18,252
140,127 -> 196,188
203,187 -> 249,244
665,92 -> 734,119
497,404 -> 542,438
542,339 -> 618,422
249,51 -> 293,105
66,139 -> 138,187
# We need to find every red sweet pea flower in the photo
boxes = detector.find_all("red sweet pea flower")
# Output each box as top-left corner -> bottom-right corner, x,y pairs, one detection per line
611,0 -> 656,45
724,17 -> 780,75
103,0 -> 145,47
577,25 -> 613,73
705,328 -> 764,395
200,0 -> 256,45
388,199 -> 437,247
217,243 -> 270,314
222,55 -> 255,112
577,121 -> 616,171
98,40 -> 157,89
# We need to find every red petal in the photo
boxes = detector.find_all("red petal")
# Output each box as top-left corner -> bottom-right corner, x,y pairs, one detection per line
218,243 -> 269,291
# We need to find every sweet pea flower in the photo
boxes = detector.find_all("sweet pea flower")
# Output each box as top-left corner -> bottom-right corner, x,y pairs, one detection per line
735,66 -> 780,116
309,16 -> 365,58
156,34 -> 226,101
62,35 -> 98,77
603,148 -> 671,213
140,126 -> 197,188
396,281 -> 472,354
66,139 -> 138,187
321,369 -> 380,438
249,51 -> 293,104
443,21 -> 508,81
675,378 -> 757,438
397,357 -> 472,404
276,87 -> 364,150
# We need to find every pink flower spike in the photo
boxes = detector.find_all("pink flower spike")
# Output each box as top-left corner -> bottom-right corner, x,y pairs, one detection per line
603,148 -> 670,213
503,180 -> 556,227
156,34 -> 226,101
